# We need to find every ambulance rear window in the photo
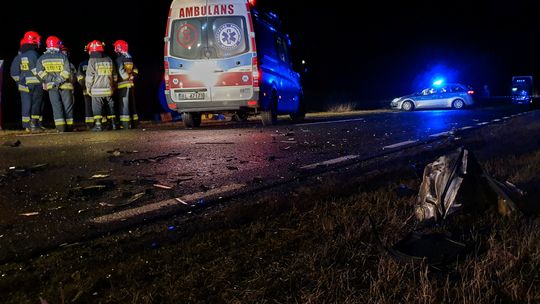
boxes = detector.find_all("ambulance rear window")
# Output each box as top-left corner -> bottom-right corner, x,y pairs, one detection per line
170,17 -> 249,59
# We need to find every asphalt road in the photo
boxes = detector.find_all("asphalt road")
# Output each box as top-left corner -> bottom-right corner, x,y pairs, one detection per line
0,104 -> 532,262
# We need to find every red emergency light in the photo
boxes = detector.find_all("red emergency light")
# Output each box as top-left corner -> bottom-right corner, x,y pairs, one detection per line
467,90 -> 474,95
248,0 -> 256,7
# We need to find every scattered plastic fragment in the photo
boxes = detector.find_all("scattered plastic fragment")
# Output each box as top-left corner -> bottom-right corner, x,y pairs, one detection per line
19,212 -> 39,216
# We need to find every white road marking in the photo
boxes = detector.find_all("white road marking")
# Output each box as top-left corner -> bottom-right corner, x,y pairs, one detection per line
382,140 -> 418,150
492,119 -> 501,122
503,116 -> 510,119
91,183 -> 245,224
477,122 -> 489,126
300,155 -> 360,170
460,126 -> 474,130
429,131 -> 452,137
295,117 -> 365,127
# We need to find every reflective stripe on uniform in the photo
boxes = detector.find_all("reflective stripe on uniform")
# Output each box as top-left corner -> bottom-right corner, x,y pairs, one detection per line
66,119 -> 74,125
90,88 -> 114,96
12,76 -> 20,82
85,117 -> 94,123
54,119 -> 66,126
60,70 -> 70,79
59,83 -> 74,90
22,116 -> 30,123
46,83 -> 56,90
107,115 -> 116,119
94,115 -> 103,120
120,115 -> 130,122
26,76 -> 41,84
117,81 -> 134,89
31,115 -> 41,120
38,70 -> 48,79
133,114 -> 139,121
18,84 -> 30,92
77,75 -> 84,81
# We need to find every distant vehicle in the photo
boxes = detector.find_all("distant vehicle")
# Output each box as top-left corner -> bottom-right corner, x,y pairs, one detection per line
390,83 -> 475,111
163,0 -> 305,128
511,76 -> 533,105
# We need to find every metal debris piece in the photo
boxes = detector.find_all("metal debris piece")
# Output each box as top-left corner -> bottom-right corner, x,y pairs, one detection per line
415,147 -> 521,223
154,184 -> 173,190
20,212 -> 39,216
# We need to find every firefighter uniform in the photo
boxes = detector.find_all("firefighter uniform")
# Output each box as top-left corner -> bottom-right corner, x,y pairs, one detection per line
36,36 -> 74,132
113,40 -> 139,129
77,58 -> 94,128
9,31 -> 44,132
85,40 -> 118,131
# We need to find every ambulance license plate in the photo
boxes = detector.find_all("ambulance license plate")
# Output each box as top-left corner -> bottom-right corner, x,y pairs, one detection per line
177,92 -> 205,100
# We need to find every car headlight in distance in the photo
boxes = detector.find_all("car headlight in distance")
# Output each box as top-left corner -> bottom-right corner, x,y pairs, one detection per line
392,98 -> 400,103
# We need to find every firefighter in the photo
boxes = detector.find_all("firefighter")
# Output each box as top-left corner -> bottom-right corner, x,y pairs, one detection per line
36,36 -> 75,132
85,40 -> 117,131
9,31 -> 44,132
77,43 -> 94,129
113,39 -> 139,129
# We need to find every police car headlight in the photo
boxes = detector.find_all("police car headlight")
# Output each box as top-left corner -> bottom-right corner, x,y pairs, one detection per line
391,98 -> 399,103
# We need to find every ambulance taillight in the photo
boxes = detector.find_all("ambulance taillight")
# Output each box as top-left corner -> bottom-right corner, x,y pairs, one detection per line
164,60 -> 170,90
252,57 -> 261,87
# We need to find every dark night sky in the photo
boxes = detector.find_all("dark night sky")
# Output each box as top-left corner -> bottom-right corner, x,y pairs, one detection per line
1,0 -> 539,117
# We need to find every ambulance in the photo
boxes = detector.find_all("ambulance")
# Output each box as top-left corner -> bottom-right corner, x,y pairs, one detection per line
163,0 -> 305,127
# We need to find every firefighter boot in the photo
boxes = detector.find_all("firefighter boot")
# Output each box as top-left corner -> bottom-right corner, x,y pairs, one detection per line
91,122 -> 103,132
109,118 -> 118,130
56,125 -> 67,133
30,119 -> 43,133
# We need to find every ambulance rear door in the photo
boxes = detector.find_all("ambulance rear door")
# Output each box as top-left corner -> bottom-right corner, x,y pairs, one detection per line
167,0 -> 255,109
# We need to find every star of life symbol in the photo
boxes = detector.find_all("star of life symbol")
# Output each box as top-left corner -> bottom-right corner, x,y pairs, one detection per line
216,23 -> 242,51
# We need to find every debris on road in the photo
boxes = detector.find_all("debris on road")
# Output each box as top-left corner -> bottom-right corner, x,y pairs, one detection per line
3,140 -> 21,147
19,212 -> 40,217
122,152 -> 181,165
90,174 -> 110,179
174,198 -> 189,205
154,184 -> 173,190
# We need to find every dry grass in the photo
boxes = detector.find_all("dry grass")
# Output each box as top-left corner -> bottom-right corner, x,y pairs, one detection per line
326,102 -> 358,113
2,146 -> 540,303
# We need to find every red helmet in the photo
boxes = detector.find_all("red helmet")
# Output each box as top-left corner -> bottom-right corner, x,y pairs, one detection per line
113,40 -> 128,54
46,36 -> 62,50
21,31 -> 41,45
87,40 -> 105,53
